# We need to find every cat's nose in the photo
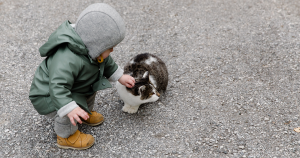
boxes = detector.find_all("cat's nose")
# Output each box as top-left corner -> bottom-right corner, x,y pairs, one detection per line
156,92 -> 160,97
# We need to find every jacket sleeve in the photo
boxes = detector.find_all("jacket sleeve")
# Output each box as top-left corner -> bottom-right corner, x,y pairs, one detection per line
103,55 -> 124,82
48,51 -> 81,117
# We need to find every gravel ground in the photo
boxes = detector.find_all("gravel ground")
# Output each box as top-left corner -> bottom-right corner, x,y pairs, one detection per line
1,0 -> 300,157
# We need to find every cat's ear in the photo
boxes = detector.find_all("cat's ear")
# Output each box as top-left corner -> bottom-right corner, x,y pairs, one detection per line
138,85 -> 146,94
142,71 -> 149,78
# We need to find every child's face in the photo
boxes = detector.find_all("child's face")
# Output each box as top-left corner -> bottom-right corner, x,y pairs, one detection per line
97,48 -> 114,61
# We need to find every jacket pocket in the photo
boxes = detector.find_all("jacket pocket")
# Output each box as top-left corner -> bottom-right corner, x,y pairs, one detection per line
29,95 -> 56,115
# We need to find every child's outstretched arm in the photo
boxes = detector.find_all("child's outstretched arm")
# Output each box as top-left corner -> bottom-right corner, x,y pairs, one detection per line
119,74 -> 135,88
67,107 -> 89,126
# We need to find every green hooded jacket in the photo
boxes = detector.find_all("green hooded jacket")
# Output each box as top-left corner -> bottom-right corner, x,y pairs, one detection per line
29,21 -> 122,115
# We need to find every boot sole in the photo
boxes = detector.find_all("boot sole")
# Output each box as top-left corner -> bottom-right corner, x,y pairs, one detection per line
82,118 -> 104,126
56,141 -> 94,150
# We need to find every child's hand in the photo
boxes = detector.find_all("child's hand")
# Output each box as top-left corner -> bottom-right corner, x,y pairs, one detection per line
67,107 -> 89,126
119,74 -> 135,88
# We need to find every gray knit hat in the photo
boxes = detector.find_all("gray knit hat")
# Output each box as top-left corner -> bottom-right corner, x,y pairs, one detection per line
75,3 -> 125,60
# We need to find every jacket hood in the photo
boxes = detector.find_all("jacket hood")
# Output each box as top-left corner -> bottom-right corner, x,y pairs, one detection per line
39,21 -> 88,57
75,3 -> 126,60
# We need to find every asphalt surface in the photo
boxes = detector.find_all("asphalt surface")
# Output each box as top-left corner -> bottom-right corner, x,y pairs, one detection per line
1,0 -> 300,157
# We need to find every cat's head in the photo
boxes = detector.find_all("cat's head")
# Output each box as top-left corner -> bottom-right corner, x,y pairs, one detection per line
126,71 -> 160,101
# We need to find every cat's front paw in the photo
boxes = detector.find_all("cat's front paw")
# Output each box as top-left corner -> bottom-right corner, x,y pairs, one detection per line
122,104 -> 139,113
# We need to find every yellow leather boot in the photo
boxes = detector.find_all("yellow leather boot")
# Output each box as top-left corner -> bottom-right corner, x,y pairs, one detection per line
82,111 -> 105,126
57,130 -> 94,150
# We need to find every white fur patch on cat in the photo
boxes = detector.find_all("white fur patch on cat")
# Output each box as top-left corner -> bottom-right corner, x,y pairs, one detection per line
149,75 -> 157,88
145,56 -> 157,65
129,60 -> 135,64
122,103 -> 139,113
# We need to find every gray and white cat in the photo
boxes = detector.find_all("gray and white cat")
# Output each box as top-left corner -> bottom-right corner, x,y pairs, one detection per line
116,53 -> 168,113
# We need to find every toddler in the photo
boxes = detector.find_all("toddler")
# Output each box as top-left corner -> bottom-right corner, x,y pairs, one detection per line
29,3 -> 135,150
